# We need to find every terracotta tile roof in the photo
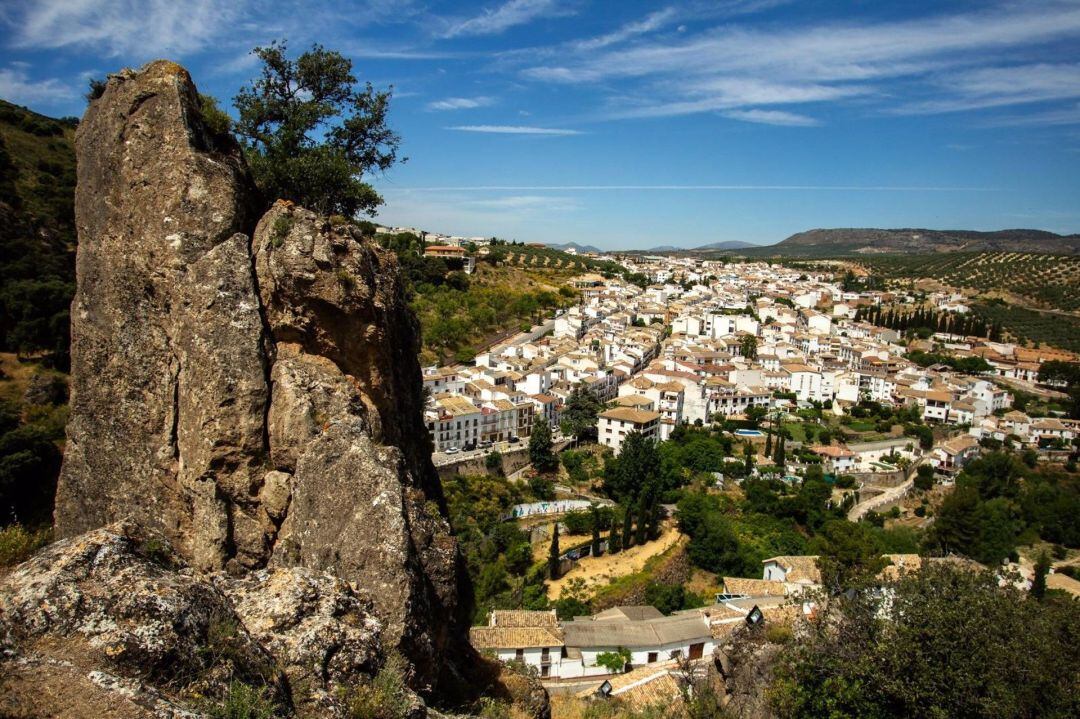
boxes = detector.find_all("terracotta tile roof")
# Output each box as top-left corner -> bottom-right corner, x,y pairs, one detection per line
721,577 -> 787,597
490,609 -> 559,628
600,407 -> 661,425
764,555 -> 822,584
469,626 -> 564,650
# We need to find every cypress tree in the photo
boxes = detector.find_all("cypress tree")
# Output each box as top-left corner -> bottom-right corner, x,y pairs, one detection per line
764,429 -> 773,458
646,498 -> 662,540
548,523 -> 561,580
622,503 -> 635,549
774,435 -> 786,467
608,512 -> 622,554
634,495 -> 649,546
590,505 -> 602,556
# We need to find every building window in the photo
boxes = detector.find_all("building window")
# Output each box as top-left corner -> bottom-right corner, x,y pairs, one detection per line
647,652 -> 658,663
515,649 -> 524,661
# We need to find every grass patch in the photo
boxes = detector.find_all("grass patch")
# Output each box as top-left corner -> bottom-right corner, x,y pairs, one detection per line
206,680 -> 276,719
342,652 -> 413,719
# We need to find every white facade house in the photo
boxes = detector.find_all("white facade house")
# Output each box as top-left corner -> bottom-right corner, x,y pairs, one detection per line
471,607 -> 716,681
598,407 -> 661,455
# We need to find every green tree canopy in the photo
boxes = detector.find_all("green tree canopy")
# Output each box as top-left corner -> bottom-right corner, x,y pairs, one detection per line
234,40 -> 402,216
528,420 -> 558,474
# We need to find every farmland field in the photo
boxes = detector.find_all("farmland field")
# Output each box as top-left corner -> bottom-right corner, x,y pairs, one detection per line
970,302 -> 1080,354
854,252 -> 1080,312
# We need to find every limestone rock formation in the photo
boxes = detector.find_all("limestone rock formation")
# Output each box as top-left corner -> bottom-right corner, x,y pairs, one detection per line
50,59 -> 471,698
0,521 -> 284,718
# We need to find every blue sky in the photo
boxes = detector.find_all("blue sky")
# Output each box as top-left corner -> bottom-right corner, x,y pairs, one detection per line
1,0 -> 1079,249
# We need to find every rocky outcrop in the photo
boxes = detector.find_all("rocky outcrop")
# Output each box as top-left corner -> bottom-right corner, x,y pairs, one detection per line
0,521 -> 443,719
50,60 -> 470,698
0,522 -> 284,718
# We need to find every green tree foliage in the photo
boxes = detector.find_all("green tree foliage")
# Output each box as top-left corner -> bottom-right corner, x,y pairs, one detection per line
603,431 -> 661,502
769,563 -> 1080,718
621,503 -> 634,550
590,505 -> 602,556
1038,360 -> 1080,418
595,647 -> 632,673
442,474 -> 540,620
484,449 -> 503,475
1032,551 -> 1050,600
643,582 -> 705,615
548,522 -> 560,580
914,463 -> 935,491
529,421 -> 558,474
0,102 -> 77,366
927,451 -> 1080,563
739,334 -> 758,359
810,520 -> 889,590
559,384 -> 603,439
608,509 -> 622,554
233,41 -> 402,216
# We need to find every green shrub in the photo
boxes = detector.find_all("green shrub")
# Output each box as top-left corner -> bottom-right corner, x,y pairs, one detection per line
766,624 -> 794,644
208,681 -> 276,719
0,523 -> 50,566
345,653 -> 413,719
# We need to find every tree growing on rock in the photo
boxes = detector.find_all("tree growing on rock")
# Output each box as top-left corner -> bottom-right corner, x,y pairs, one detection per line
234,40 -> 403,217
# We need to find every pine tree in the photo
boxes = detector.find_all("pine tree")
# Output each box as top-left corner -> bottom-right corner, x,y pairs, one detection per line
764,428 -> 773,458
548,522 -> 561,580
622,503 -> 635,549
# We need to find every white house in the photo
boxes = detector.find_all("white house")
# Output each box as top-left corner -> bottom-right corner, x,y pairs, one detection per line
599,407 -> 661,455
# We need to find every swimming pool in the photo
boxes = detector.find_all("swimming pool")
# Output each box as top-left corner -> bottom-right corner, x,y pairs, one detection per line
734,429 -> 764,437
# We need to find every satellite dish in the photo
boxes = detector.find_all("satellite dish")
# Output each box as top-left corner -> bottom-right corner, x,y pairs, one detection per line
599,680 -> 613,697
746,605 -> 764,627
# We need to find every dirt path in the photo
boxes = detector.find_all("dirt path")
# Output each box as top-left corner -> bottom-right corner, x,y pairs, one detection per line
546,525 -> 685,600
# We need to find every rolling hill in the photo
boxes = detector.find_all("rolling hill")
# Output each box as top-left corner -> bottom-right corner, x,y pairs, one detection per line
771,228 -> 1080,255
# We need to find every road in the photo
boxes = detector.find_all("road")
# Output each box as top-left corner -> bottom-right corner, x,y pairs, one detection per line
847,457 -> 927,522
432,433 -> 572,467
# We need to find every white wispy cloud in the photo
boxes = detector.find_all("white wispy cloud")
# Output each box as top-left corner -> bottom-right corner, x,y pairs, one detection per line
426,96 -> 495,111
6,0 -> 244,57
439,0 -> 572,39
0,66 -> 77,105
464,194 -> 580,211
721,109 -> 819,126
447,124 -> 583,135
895,63 -> 1080,114
987,102 -> 1080,127
519,1 -> 1080,123
570,7 -> 678,52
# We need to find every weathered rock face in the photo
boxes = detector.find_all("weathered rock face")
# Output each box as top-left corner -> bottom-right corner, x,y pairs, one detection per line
55,60 -> 268,572
51,60 -> 470,696
0,522 -> 284,718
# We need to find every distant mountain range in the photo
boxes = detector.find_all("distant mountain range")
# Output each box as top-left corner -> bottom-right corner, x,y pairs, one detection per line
695,240 -> 759,250
765,228 -> 1080,256
545,242 -> 603,254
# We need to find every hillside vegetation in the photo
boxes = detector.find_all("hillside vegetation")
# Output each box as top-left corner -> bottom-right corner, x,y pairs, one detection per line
0,100 -> 77,366
855,252 -> 1080,312
773,227 -> 1080,255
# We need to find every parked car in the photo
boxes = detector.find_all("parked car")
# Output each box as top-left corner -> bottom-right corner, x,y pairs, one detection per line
464,442 -> 476,452
479,440 -> 493,449
445,447 -> 460,455
508,436 -> 520,444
